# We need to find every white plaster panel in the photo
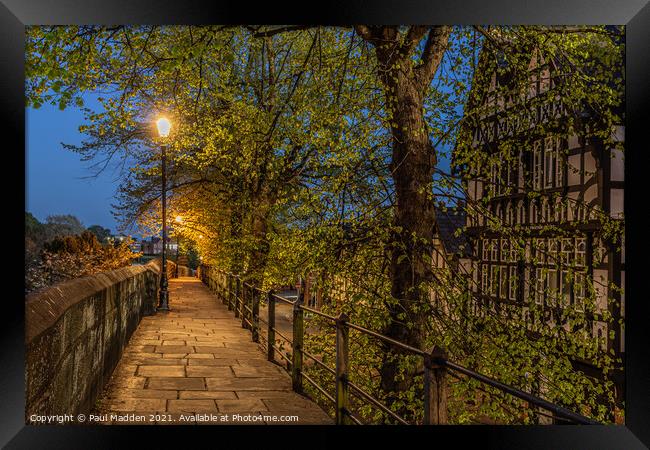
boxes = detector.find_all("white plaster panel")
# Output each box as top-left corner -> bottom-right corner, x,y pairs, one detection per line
567,154 -> 581,186
621,235 -> 625,264
568,134 -> 581,149
611,148 -> 624,182
584,152 -> 597,178
610,189 -> 624,219
593,269 -> 609,311
584,184 -> 598,204
593,321 -> 607,351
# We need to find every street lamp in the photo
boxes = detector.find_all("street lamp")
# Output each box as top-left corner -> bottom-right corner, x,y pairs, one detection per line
174,215 -> 182,278
156,117 -> 171,312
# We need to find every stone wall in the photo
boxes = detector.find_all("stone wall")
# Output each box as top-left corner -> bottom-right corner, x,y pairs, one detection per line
25,259 -> 175,420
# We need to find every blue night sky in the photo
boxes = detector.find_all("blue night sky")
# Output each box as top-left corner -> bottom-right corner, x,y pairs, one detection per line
26,94 -> 123,233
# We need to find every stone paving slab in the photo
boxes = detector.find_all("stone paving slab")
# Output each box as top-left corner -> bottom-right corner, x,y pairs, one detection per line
95,277 -> 332,425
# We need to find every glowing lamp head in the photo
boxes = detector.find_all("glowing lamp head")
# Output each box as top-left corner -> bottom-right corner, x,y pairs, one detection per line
156,117 -> 171,137
175,215 -> 183,223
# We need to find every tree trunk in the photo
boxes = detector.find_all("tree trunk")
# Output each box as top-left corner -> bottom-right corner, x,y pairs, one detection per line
355,25 -> 450,419
247,204 -> 271,287
229,208 -> 245,274
380,65 -> 437,412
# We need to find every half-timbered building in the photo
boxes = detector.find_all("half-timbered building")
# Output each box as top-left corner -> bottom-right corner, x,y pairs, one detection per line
455,42 -> 625,410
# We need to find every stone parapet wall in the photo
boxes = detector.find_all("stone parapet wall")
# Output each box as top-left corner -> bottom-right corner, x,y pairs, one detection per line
25,259 -> 173,420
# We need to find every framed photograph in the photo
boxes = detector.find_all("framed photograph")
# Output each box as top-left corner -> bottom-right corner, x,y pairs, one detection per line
3,0 -> 649,448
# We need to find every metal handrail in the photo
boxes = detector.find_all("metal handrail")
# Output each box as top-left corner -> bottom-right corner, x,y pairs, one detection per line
270,326 -> 292,344
300,304 -> 339,322
272,344 -> 292,364
347,379 -> 410,425
302,372 -> 336,405
270,292 -> 295,305
347,411 -> 364,425
346,322 -> 427,356
199,265 -> 598,426
441,359 -> 598,425
302,348 -> 337,376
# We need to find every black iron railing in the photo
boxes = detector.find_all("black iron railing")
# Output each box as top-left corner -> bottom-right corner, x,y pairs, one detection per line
198,264 -> 598,425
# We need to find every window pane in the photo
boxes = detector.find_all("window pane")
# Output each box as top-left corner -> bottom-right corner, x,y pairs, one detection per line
576,238 -> 586,266
500,265 -> 508,299
547,270 -> 557,306
509,266 -> 518,301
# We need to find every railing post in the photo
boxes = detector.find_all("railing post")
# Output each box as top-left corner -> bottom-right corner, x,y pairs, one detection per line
291,279 -> 305,393
227,273 -> 233,311
218,271 -> 226,305
220,272 -> 226,304
424,346 -> 448,425
235,277 -> 241,318
252,287 -> 260,342
222,273 -> 226,305
336,312 -> 351,425
267,290 -> 275,361
241,283 -> 248,329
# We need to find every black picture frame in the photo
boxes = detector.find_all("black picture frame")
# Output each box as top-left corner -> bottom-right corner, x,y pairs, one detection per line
3,1 -> 649,448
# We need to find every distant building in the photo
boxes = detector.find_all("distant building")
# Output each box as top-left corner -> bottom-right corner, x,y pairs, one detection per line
141,236 -> 178,255
128,240 -> 142,253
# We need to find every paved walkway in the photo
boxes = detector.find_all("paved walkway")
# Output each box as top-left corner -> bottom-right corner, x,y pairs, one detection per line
95,277 -> 332,425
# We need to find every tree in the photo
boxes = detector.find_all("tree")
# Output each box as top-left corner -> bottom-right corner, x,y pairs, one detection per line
44,214 -> 85,239
353,25 -> 453,408
26,230 -> 140,293
87,224 -> 112,243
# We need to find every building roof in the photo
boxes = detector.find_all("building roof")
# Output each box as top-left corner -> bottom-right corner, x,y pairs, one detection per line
435,206 -> 470,257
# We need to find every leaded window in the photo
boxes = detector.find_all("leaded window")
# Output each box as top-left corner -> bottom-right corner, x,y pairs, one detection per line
517,200 -> 525,224
499,265 -> 508,299
490,265 -> 499,296
509,266 -> 518,301
506,202 -> 514,225
574,272 -> 586,312
560,271 -> 571,307
501,239 -> 509,262
541,198 -> 549,222
534,238 -> 546,263
544,137 -> 556,188
533,141 -> 543,190
534,267 -> 544,305
548,238 -> 559,263
481,264 -> 489,294
561,238 -> 574,265
530,200 -> 537,224
576,238 -> 586,266
547,269 -> 558,306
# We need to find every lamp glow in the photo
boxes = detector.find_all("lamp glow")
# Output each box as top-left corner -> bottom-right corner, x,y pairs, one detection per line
156,117 -> 171,137
175,215 -> 183,223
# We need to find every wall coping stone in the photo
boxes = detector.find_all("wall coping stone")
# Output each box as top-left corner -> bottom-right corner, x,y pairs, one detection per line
25,260 -> 162,344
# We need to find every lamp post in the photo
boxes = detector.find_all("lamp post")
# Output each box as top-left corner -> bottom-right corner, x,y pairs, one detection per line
156,117 -> 171,312
174,215 -> 182,278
